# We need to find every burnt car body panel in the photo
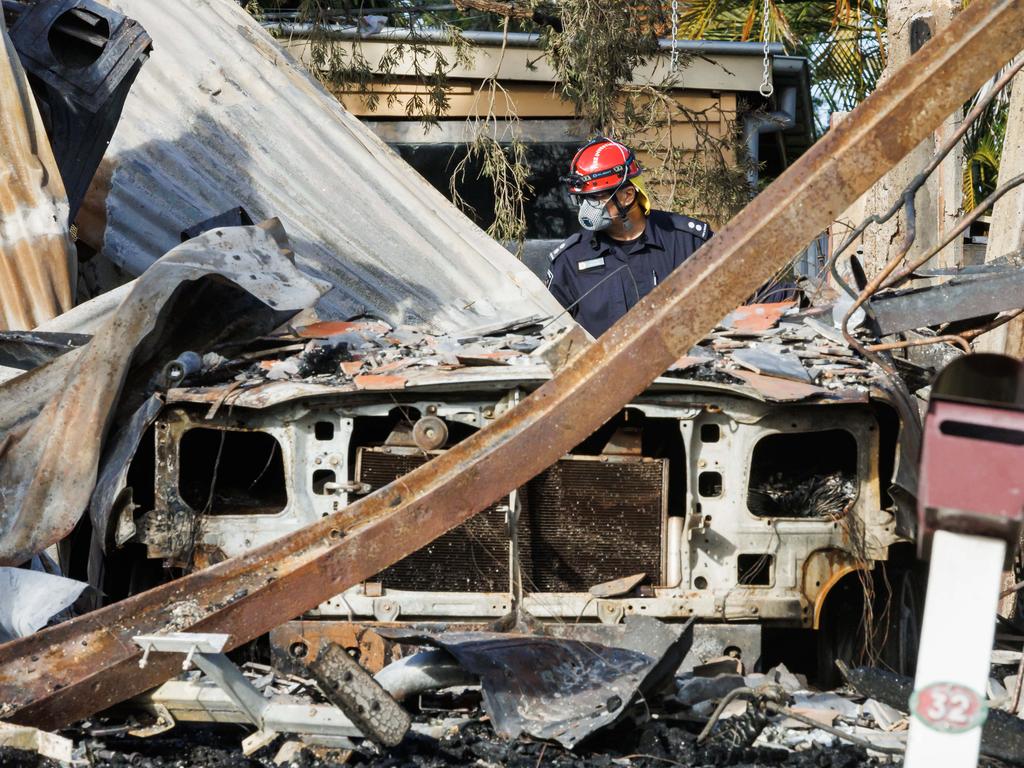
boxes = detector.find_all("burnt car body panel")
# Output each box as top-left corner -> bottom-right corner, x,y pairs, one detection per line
118,329 -> 913,673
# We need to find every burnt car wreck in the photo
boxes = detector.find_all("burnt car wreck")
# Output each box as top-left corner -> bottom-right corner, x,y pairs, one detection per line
3,0 -> 1024,766
130,313 -> 917,683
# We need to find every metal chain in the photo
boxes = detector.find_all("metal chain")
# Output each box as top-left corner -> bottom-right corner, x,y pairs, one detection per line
670,0 -> 680,71
758,0 -> 774,97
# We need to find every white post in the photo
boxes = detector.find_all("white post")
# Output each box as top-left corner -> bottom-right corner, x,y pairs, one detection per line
905,530 -> 1005,767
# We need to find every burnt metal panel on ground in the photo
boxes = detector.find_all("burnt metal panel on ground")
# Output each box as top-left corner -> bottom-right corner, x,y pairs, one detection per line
0,11 -> 75,331
9,0 -> 151,221
377,616 -> 693,748
0,0 -> 1019,728
357,448 -> 667,593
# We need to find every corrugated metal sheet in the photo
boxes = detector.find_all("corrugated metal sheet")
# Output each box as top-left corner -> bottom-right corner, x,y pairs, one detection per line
0,13 -> 75,331
75,0 -> 563,334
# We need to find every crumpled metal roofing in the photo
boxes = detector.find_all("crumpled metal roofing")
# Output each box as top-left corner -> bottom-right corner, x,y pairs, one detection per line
0,220 -> 328,566
161,301 -> 891,410
0,12 -> 75,331
74,0 -> 562,334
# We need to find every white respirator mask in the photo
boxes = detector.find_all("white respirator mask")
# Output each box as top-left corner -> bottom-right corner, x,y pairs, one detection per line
577,197 -> 614,232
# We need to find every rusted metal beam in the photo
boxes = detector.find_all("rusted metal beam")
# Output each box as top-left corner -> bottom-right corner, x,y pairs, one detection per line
2,0 -> 1022,729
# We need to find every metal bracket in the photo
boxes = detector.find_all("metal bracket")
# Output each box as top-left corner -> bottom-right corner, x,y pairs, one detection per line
133,632 -> 229,670
131,633 -> 364,741
324,480 -> 371,495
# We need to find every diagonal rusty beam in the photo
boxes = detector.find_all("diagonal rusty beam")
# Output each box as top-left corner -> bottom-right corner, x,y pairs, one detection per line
2,0 -> 1022,730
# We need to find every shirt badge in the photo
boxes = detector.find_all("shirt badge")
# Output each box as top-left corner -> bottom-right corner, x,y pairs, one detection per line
577,257 -> 605,271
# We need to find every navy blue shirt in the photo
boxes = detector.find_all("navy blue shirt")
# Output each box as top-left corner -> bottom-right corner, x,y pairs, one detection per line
545,210 -> 713,337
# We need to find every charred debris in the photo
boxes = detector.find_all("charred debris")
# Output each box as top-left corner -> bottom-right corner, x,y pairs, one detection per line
2,0 -> 1024,767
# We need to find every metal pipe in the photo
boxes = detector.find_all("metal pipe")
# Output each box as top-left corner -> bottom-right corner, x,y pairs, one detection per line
865,307 -> 1024,355
3,0 -> 1023,730
265,22 -> 786,57
866,334 -> 972,354
665,515 -> 684,588
886,172 -> 1024,288
373,650 -> 478,702
830,54 -> 1024,303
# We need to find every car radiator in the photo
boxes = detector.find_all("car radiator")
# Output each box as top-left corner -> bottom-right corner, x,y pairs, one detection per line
355,447 -> 668,593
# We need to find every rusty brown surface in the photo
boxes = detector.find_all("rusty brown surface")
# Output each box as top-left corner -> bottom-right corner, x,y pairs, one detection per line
1,0 -> 1022,729
270,621 -> 396,674
0,14 -> 75,331
353,373 -> 408,390
266,620 -> 502,675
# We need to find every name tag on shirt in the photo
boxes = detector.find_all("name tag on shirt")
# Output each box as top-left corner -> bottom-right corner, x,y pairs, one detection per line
577,257 -> 605,271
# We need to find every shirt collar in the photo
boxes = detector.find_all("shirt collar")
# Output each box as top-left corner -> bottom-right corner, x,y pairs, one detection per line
591,215 -> 664,256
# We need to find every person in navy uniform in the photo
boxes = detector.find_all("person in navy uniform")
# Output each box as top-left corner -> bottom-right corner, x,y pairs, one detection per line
546,137 -> 713,337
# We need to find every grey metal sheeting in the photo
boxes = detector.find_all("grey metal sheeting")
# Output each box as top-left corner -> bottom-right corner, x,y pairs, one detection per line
74,0 -> 563,334
0,12 -> 75,331
0,221 -> 328,566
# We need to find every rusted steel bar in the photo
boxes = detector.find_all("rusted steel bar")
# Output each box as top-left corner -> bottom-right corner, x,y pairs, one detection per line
867,334 -> 972,354
2,0 -> 1022,730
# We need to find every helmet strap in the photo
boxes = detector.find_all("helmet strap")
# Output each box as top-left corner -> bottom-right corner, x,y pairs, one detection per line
610,187 -> 637,227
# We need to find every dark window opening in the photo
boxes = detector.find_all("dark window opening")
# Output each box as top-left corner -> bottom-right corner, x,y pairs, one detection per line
738,554 -> 773,586
314,421 -> 335,441
179,428 -> 286,515
747,429 -> 857,518
701,423 -> 721,443
125,425 -> 156,515
312,469 -> 336,495
698,471 -> 723,497
50,9 -> 110,69
392,141 -> 579,241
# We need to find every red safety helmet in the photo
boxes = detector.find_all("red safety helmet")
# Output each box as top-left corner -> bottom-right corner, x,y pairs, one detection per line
564,137 -> 642,200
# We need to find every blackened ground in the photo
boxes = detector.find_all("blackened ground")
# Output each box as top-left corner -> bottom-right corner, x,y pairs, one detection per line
33,720 -> 893,768
354,721 -> 886,768
0,747 -> 62,768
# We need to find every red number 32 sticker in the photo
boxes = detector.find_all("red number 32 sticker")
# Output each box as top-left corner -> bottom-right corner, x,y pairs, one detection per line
911,682 -> 988,733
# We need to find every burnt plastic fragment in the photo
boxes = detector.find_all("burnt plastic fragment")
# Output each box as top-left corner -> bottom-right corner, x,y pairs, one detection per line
305,642 -> 411,747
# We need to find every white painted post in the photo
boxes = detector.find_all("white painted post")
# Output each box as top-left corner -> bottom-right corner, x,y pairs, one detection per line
905,530 -> 1006,767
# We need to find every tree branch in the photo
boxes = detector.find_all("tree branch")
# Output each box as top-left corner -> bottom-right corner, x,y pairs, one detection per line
453,0 -> 561,28
453,0 -> 536,18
